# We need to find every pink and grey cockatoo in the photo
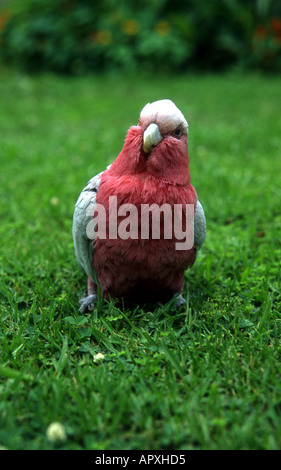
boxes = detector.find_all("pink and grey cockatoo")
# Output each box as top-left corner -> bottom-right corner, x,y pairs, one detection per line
73,99 -> 206,313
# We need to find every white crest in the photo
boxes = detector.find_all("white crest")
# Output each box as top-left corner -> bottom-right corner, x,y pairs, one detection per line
140,99 -> 188,134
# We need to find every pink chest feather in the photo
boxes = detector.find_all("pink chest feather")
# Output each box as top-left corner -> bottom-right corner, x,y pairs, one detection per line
93,172 -> 197,301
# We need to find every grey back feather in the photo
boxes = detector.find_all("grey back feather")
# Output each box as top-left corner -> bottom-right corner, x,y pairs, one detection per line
194,199 -> 206,251
72,172 -> 103,283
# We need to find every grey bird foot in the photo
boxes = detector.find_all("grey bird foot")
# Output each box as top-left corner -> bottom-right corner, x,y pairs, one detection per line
79,294 -> 97,313
172,293 -> 186,310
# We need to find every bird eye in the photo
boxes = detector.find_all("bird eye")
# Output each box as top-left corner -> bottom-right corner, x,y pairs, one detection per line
173,126 -> 182,137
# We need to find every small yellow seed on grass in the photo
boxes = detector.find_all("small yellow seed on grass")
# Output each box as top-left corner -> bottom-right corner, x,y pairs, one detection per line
46,422 -> 67,443
93,352 -> 105,363
50,196 -> 59,206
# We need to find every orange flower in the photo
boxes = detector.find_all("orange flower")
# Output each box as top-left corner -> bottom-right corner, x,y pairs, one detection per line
271,17 -> 281,35
0,9 -> 10,31
96,30 -> 112,45
89,30 -> 112,45
155,21 -> 171,36
271,17 -> 281,46
121,19 -> 139,36
254,25 -> 268,40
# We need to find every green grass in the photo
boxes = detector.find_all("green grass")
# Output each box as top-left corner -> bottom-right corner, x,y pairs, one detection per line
0,68 -> 280,450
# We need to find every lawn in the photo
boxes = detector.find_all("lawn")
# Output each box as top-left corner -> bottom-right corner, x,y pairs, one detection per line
0,69 -> 280,450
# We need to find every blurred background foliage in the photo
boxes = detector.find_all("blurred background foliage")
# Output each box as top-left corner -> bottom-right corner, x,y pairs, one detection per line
0,0 -> 281,74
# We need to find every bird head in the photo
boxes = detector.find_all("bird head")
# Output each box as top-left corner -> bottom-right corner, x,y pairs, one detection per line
110,99 -> 190,186
139,99 -> 188,154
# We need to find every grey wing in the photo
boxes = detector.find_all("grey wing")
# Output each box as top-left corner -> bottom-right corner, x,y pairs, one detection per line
194,199 -> 206,251
72,172 -> 103,284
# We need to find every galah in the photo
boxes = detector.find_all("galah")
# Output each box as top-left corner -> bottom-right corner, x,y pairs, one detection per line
73,99 -> 206,313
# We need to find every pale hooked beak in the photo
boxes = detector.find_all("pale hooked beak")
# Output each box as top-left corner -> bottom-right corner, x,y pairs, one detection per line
143,123 -> 162,154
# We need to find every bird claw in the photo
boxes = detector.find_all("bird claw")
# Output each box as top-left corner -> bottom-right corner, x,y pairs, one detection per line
79,294 -> 97,313
172,293 -> 186,310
